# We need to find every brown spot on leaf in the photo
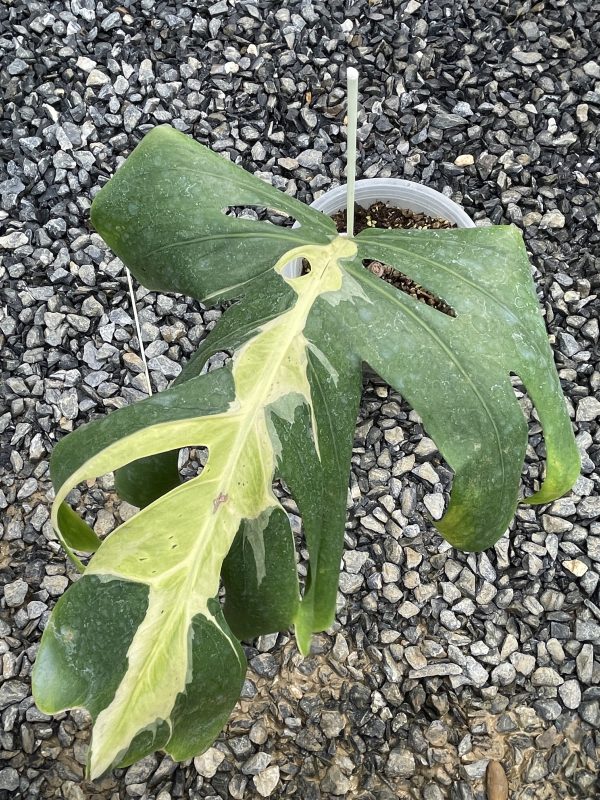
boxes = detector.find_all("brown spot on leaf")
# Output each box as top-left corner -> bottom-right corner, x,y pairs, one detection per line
212,493 -> 228,514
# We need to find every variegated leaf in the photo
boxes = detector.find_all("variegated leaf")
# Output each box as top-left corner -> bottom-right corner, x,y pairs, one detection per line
33,125 -> 578,779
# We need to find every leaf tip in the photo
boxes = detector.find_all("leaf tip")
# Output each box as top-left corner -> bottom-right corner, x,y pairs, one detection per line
524,453 -> 580,507
294,622 -> 313,657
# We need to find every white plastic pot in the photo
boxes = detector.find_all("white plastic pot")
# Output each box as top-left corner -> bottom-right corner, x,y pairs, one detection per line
284,177 -> 475,277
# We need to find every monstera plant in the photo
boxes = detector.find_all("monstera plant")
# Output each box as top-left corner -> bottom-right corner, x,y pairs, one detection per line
33,125 -> 579,779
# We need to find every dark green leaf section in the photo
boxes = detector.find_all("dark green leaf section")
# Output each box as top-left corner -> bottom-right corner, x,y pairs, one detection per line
33,578 -> 245,775
115,452 -> 180,509
355,226 -> 579,505
269,317 -> 363,649
341,261 -> 526,551
32,576 -> 148,716
90,125 -> 336,303
167,600 -> 246,761
336,226 -> 579,550
300,318 -> 363,634
222,506 -> 299,641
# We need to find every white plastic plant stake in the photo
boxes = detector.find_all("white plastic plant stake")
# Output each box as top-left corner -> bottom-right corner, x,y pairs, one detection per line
125,267 -> 153,395
345,66 -> 359,237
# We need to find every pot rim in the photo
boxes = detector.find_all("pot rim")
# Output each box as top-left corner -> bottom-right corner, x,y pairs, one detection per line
283,177 -> 475,277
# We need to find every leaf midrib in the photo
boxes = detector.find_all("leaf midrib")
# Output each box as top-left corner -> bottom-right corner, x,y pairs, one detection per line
89,250 -> 335,769
144,230 -> 313,258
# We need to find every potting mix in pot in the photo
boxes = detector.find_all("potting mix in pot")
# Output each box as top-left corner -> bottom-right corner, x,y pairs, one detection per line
332,202 -> 457,317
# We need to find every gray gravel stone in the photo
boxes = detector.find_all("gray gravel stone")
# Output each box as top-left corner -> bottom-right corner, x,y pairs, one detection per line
0,768 -> 19,791
524,752 -> 548,781
559,680 -> 581,709
86,68 -> 111,87
0,231 -> 28,249
0,680 -> 29,710
4,579 -> 28,607
532,667 -> 564,687
297,149 -> 323,168
320,711 -> 345,738
576,620 -> 600,642
576,644 -> 595,683
580,701 -> 600,727
320,765 -> 350,796
491,663 -> 516,686
576,397 -> 600,422
385,748 -> 416,778
242,752 -> 272,775
193,747 -> 224,779
578,497 -> 600,519
409,664 -> 462,679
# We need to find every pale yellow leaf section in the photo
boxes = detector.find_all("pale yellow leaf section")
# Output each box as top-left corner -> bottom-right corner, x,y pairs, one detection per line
50,237 -> 357,778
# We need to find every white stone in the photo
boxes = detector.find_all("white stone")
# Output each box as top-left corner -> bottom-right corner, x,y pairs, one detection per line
194,747 -> 224,778
491,663 -> 516,686
414,437 -> 437,456
532,667 -> 564,687
412,462 -> 439,484
76,56 -> 96,72
138,59 -> 154,83
0,232 -> 28,249
540,209 -> 565,229
254,766 -> 280,798
510,652 -> 536,676
455,154 -> 474,167
563,559 -> 588,577
385,748 -> 415,778
559,680 -> 581,709
297,149 -> 322,168
4,579 -> 28,607
500,633 -> 518,660
576,397 -> 600,422
86,69 -> 111,87
424,493 -> 445,520
576,644 -> 594,683
583,60 -> 600,78
398,601 -> 419,618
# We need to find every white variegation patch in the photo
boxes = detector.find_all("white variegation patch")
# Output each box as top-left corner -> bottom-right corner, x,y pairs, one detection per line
49,236 -> 357,778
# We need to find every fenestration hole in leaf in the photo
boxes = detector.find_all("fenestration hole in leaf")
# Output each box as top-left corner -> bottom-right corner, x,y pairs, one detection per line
222,206 -> 297,227
361,259 -> 456,318
273,478 -> 306,591
178,446 -> 209,483
510,373 -> 545,494
200,351 -> 232,375
294,256 -> 312,276
351,381 -> 454,538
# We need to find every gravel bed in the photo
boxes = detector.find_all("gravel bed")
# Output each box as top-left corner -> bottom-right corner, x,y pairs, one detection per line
1,1 -> 599,799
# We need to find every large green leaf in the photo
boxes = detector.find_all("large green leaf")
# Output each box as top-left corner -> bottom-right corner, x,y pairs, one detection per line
33,125 -> 579,779
89,125 -> 335,302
